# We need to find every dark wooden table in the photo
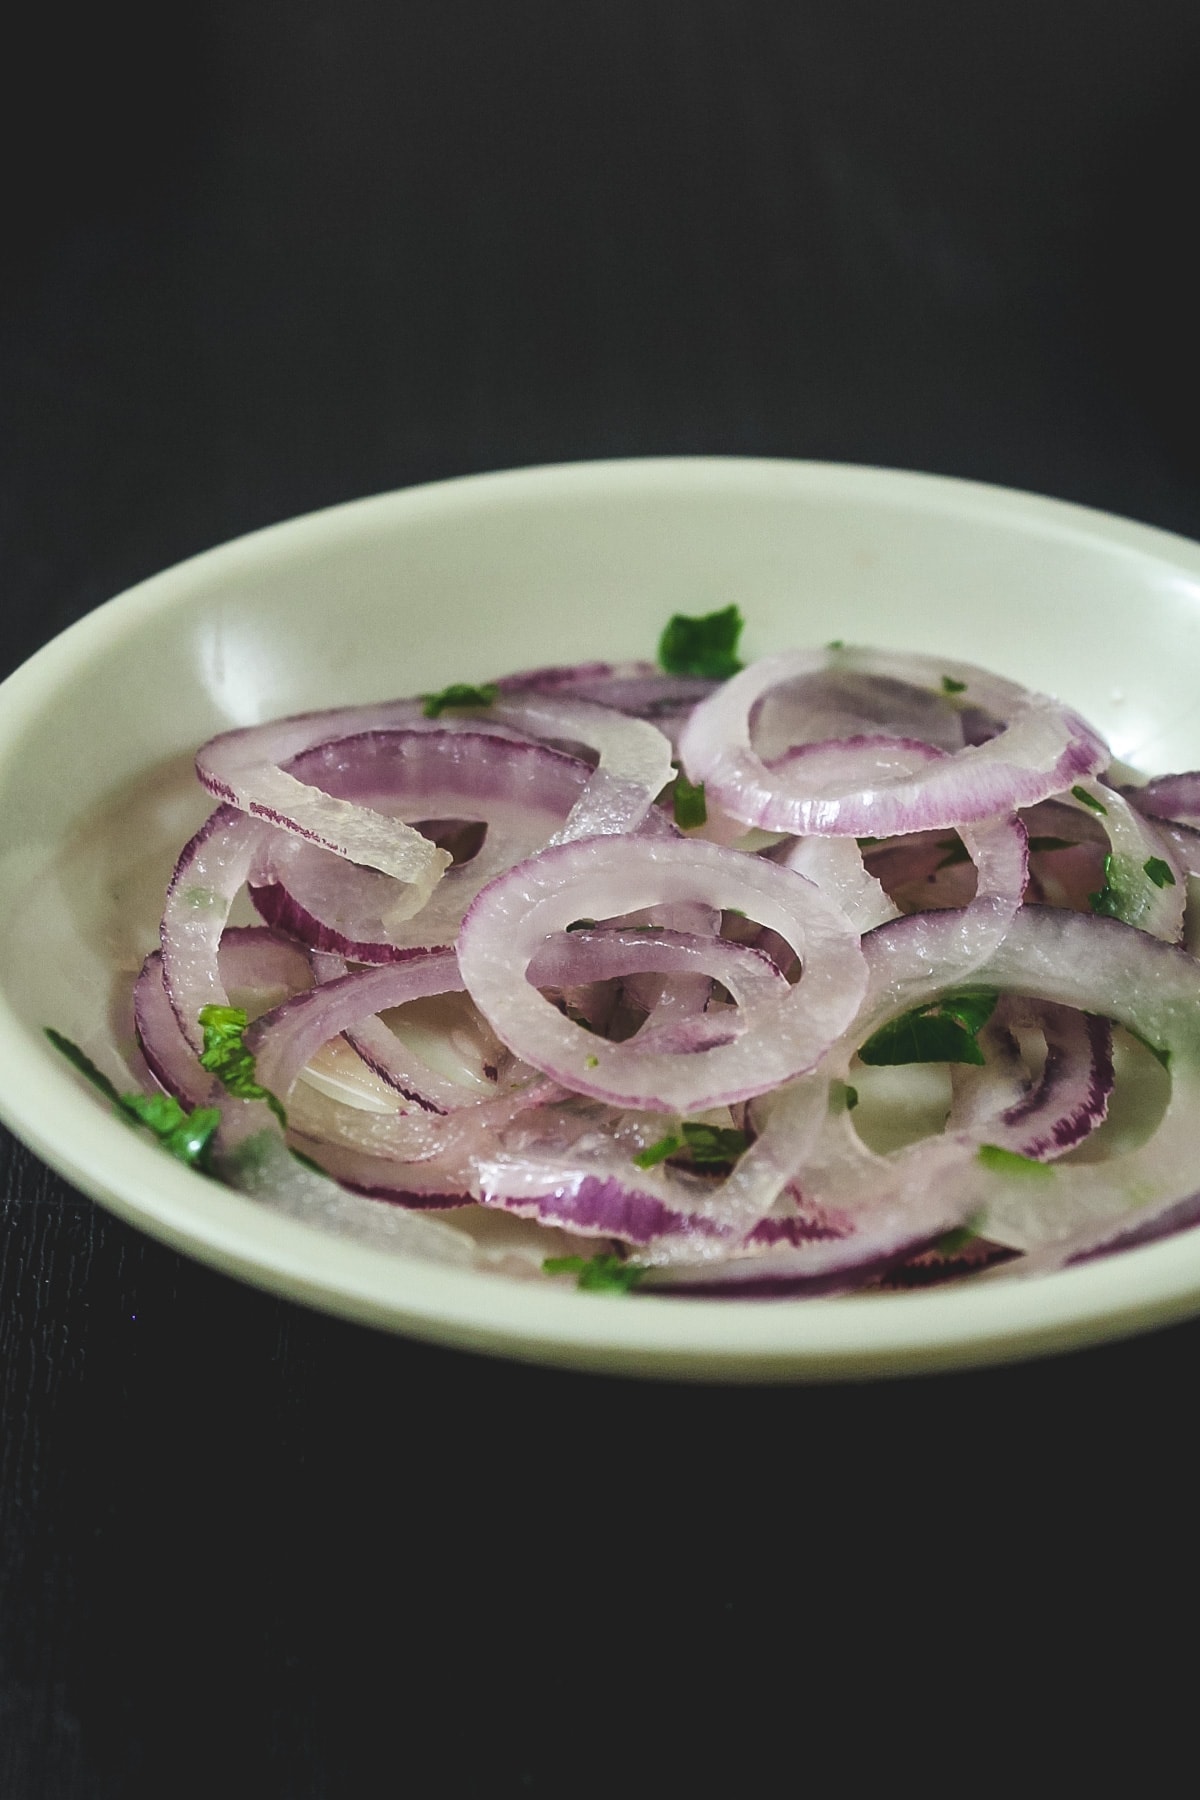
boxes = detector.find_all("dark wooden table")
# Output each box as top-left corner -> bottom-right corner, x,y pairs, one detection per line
4,5 -> 1200,1791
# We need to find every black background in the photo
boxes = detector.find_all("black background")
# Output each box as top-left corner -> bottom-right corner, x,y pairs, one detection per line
3,4 -> 1200,1792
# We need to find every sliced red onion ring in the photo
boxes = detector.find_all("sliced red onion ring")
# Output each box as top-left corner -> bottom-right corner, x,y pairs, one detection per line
458,835 -> 868,1113
476,1077 -> 833,1255
1125,771 -> 1200,827
750,666 -> 978,762
248,729 -> 596,961
645,904 -> 1177,1289
136,926 -> 314,1106
850,906 -> 1200,1253
160,805 -> 274,1048
197,699 -> 452,902
487,695 -> 675,840
946,999 -> 1114,1161
525,925 -> 787,1003
246,954 -> 464,1106
679,647 -> 1108,837
769,835 -> 900,935
497,659 -> 716,748
1065,780 -> 1184,942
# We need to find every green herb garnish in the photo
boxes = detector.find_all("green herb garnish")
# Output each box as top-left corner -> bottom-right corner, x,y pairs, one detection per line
1072,785 -> 1108,815
631,1121 -> 749,1172
44,1029 -> 220,1169
826,639 -> 845,651
830,1080 -> 859,1113
633,1133 -> 683,1170
858,991 -> 999,1067
658,606 -> 744,679
1088,854 -> 1123,919
977,1143 -> 1052,1177
673,774 -> 708,829
941,676 -> 967,695
420,682 -> 499,719
1144,856 -> 1176,889
198,1004 -> 288,1127
542,1253 -> 646,1293
679,1122 -> 749,1165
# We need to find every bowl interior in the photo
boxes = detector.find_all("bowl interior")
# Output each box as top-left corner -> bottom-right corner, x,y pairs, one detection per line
5,458 -> 1200,1378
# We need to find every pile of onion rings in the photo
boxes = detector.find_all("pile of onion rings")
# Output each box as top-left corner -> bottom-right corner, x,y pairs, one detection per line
116,636 -> 1200,1295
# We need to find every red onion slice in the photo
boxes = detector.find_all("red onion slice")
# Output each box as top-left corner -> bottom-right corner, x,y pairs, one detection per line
458,835 -> 867,1113
488,695 -> 675,840
497,659 -> 716,748
197,700 -> 452,902
750,666 -> 974,761
1126,771 -> 1200,827
946,999 -> 1114,1161
845,906 -> 1200,1254
1065,780 -> 1185,942
160,805 -> 274,1048
477,1077 -> 832,1253
678,647 -> 1108,836
248,729 -> 596,961
770,836 -> 900,934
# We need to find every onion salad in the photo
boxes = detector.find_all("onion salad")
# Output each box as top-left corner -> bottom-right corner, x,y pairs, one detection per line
47,607 -> 1200,1297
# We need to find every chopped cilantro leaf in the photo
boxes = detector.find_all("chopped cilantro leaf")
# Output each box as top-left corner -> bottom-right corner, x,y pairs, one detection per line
198,1004 -> 288,1127
1088,855 -> 1123,919
584,1054 -> 599,1069
844,1084 -> 859,1111
633,1133 -> 682,1169
941,676 -> 967,695
826,639 -> 845,651
679,1122 -> 749,1165
1144,856 -> 1176,889
858,991 -> 999,1067
120,1093 -> 220,1164
977,1143 -> 1052,1177
939,991 -> 1000,1034
44,1029 -> 220,1169
830,1080 -> 859,1113
1072,785 -> 1108,814
631,1123 -> 748,1171
658,606 -> 744,679
1088,887 -> 1123,918
542,1253 -> 645,1293
420,682 -> 498,719
673,774 -> 708,829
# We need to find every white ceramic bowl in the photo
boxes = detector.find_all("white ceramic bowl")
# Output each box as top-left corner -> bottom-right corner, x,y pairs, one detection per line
4,457 -> 1200,1381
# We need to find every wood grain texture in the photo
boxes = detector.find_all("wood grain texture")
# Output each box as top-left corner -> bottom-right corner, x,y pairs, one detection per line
4,1 -> 1200,1789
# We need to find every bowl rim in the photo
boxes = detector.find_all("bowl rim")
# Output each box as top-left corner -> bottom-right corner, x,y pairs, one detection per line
5,453 -> 1200,1382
